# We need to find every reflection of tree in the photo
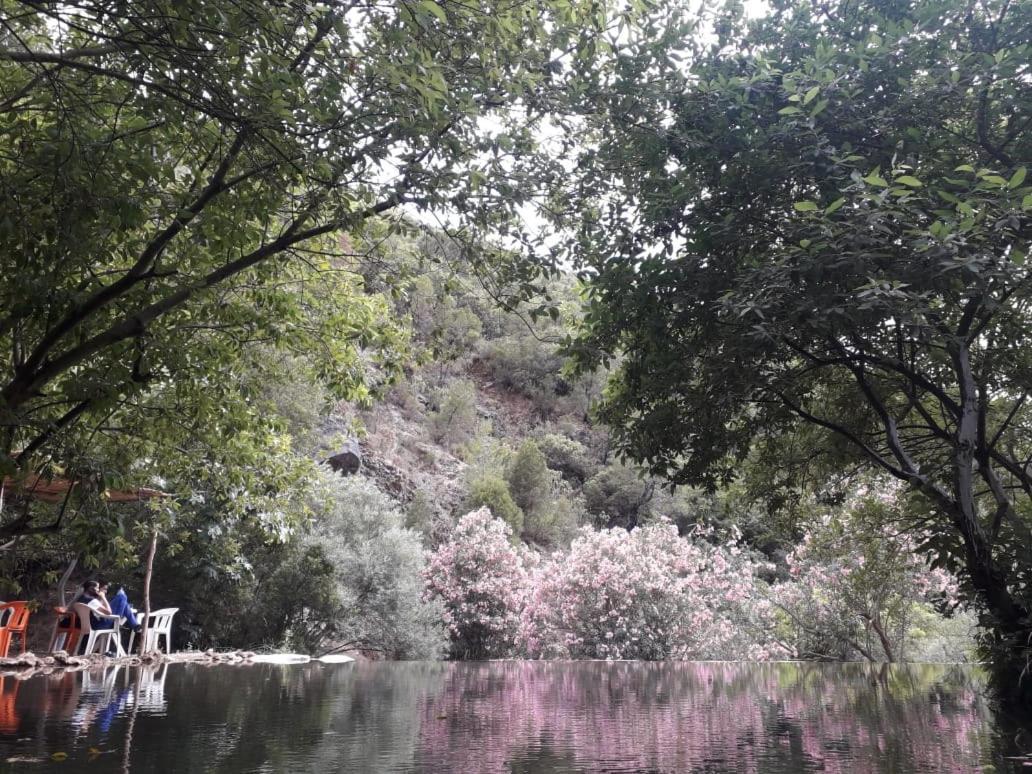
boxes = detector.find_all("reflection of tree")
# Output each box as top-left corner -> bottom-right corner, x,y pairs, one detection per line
124,663 -> 447,772
3,663 -> 450,771
2,663 -> 1027,771
414,663 -> 1006,773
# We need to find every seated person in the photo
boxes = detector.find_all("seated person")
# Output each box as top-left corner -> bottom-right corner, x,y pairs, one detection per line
97,577 -> 141,633
75,580 -> 115,630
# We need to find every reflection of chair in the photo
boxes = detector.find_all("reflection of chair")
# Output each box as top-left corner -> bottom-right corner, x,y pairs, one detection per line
81,665 -> 122,699
0,677 -> 19,734
128,608 -> 178,653
127,662 -> 169,713
41,672 -> 81,720
74,666 -> 123,739
49,606 -> 83,654
0,602 -> 30,657
72,602 -> 125,656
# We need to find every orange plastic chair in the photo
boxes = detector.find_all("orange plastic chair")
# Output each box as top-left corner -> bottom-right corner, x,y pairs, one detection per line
48,606 -> 82,655
0,602 -> 30,658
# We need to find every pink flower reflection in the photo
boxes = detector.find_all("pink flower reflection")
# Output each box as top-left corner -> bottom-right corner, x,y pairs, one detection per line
415,662 -> 995,773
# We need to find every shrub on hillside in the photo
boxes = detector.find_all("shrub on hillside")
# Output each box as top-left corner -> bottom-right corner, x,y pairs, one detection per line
428,379 -> 478,449
479,335 -> 564,415
463,474 -> 524,534
536,433 -> 597,484
505,440 -> 552,516
521,489 -> 584,549
582,460 -> 656,529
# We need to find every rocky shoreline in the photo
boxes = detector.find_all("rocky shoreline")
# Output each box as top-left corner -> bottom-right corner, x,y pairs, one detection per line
0,649 -> 259,677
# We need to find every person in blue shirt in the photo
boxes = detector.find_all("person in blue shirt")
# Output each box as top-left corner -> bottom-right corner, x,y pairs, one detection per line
97,578 -> 142,634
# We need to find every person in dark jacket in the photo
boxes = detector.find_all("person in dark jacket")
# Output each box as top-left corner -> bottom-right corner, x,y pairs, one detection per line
97,577 -> 141,633
75,580 -> 114,630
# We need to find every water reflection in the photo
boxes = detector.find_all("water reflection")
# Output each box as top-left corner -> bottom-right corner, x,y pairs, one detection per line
0,661 -> 1026,773
415,662 -> 1015,773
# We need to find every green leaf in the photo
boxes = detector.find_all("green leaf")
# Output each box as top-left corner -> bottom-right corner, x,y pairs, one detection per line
793,201 -> 818,211
954,164 -> 974,173
895,175 -> 922,187
778,106 -> 802,115
863,171 -> 888,187
824,197 -> 846,214
1023,194 -> 1032,210
1008,166 -> 1026,189
803,85 -> 819,105
418,0 -> 448,21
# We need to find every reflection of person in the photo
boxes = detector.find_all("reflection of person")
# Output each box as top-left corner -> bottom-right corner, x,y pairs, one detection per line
97,686 -> 131,734
97,577 -> 141,633
75,581 -> 114,630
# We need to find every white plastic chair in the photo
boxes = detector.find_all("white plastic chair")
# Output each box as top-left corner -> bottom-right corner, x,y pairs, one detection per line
128,608 -> 178,654
72,602 -> 125,656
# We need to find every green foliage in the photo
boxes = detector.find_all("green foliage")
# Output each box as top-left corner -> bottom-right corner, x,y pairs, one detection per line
463,474 -> 524,535
502,439 -> 583,547
275,472 -> 446,658
521,489 -> 585,549
905,607 -> 978,663
771,493 -> 966,663
506,440 -> 552,516
582,460 -> 655,530
536,434 -> 598,484
256,354 -> 333,457
0,0 -> 600,540
151,485 -> 312,649
479,334 -> 566,416
428,379 -> 479,450
405,490 -> 438,536
552,0 -> 1032,685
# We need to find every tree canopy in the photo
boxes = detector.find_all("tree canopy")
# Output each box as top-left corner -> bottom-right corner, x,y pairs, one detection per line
0,0 -> 595,537
553,0 -> 1031,683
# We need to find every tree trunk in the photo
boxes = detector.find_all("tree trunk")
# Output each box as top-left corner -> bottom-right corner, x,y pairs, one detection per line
56,556 -> 77,607
139,531 -> 158,654
868,616 -> 895,663
950,344 -> 1031,700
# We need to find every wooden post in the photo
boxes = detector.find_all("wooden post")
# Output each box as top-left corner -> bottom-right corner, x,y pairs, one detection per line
139,530 -> 158,654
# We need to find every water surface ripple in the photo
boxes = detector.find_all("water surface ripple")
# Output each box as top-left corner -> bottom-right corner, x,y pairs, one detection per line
0,661 -> 1026,772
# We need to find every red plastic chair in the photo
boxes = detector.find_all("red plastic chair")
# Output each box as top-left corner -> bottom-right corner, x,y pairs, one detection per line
0,602 -> 30,658
48,606 -> 82,655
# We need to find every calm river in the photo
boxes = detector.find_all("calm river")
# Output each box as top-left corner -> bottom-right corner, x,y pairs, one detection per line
0,661 -> 1028,772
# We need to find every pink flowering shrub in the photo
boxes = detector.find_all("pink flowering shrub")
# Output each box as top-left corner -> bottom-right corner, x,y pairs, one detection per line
520,521 -> 780,660
771,495 -> 962,662
425,501 -> 962,663
423,508 -> 533,659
